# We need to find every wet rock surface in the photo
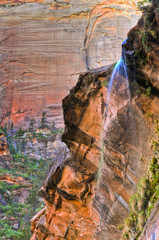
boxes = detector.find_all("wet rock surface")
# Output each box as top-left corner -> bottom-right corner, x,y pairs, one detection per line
31,61 -> 159,239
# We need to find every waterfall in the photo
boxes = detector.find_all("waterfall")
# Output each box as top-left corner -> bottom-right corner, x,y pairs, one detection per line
103,42 -> 138,142
106,39 -> 131,115
97,37 -> 137,187
97,39 -> 132,188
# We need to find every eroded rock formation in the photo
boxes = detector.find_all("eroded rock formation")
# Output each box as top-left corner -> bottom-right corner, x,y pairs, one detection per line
0,1 -> 157,239
31,59 -> 159,240
30,2 -> 159,238
0,0 -> 141,128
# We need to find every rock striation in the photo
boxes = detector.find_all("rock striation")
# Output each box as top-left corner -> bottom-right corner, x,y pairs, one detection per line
30,2 -> 159,238
0,1 -> 156,239
0,0 -> 141,128
31,57 -> 159,240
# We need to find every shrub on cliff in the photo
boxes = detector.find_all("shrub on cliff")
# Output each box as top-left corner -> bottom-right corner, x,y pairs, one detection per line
122,121 -> 159,239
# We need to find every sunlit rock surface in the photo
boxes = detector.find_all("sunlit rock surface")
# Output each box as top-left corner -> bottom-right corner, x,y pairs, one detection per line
0,0 -> 141,128
30,62 -> 159,239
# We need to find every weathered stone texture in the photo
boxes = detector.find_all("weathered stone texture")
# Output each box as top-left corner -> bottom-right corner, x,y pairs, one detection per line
0,0 -> 141,127
26,1 -> 159,239
31,61 -> 159,239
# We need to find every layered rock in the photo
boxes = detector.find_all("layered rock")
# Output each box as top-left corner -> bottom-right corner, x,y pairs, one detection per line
29,1 -> 159,239
0,0 -> 141,128
30,66 -> 110,240
30,55 -> 159,240
121,3 -> 159,239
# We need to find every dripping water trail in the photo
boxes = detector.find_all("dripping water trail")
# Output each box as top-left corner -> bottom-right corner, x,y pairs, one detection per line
106,39 -> 131,117
97,38 -> 137,187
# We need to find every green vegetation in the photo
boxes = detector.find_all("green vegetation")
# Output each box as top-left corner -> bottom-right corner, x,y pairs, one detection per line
0,123 -> 8,135
40,112 -> 47,129
102,80 -> 108,87
140,29 -> 151,53
134,49 -> 148,66
143,86 -> 151,97
15,128 -> 26,137
0,117 -> 62,239
51,127 -> 63,134
29,119 -> 35,133
138,28 -> 157,55
132,80 -> 152,98
0,220 -> 23,239
122,121 -> 159,239
0,154 -> 50,239
135,0 -> 157,68
137,0 -> 151,10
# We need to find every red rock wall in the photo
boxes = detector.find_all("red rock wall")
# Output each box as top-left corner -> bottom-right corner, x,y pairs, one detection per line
30,2 -> 159,239
0,0 -> 45,4
30,63 -> 159,239
0,1 -> 141,128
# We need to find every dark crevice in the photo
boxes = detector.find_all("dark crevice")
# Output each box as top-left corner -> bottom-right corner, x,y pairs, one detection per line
135,73 -> 159,98
57,188 -> 78,201
64,227 -> 69,239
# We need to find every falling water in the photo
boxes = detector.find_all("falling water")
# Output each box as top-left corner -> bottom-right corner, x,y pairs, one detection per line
96,38 -> 139,239
107,39 -> 131,112
97,38 -> 136,188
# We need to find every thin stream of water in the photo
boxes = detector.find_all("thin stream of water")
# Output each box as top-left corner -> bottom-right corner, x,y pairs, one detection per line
107,39 -> 131,112
97,39 -> 135,187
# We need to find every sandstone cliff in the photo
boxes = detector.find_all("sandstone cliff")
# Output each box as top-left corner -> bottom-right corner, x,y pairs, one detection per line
0,0 -> 140,128
30,72 -> 158,238
30,1 -> 159,239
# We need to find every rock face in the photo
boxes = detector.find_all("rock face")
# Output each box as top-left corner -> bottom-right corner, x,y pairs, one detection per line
123,3 -> 159,239
0,0 -> 141,128
30,2 -> 159,239
139,200 -> 159,240
30,55 -> 159,240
